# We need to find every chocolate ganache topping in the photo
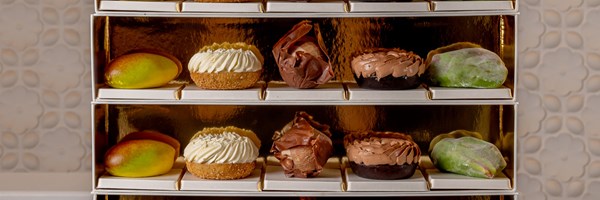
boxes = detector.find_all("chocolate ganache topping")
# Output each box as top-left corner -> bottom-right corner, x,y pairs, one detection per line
344,131 -> 421,166
272,20 -> 334,89
351,48 -> 426,80
270,111 -> 333,178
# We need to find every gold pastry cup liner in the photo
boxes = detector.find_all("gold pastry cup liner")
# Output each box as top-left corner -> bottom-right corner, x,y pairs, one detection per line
190,71 -> 262,90
186,161 -> 256,180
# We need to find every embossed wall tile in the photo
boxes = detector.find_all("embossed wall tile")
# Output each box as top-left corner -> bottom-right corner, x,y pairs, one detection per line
543,0 -> 583,12
589,139 -> 600,156
589,0 -> 600,7
539,48 -> 587,96
543,95 -> 562,112
0,86 -> 43,134
517,90 -> 546,137
518,173 -> 548,200
587,75 -> 600,92
566,95 -> 585,112
583,181 -> 600,200
544,115 -> 562,133
543,10 -> 562,27
41,0 -> 79,10
565,31 -> 583,49
582,10 -> 600,51
524,157 -> 542,175
523,135 -> 543,153
565,117 -> 584,135
543,31 -> 561,48
540,134 -> 590,181
545,179 -> 563,197
522,72 -> 540,90
35,127 -> 85,171
565,9 -> 584,28
0,3 -> 43,51
589,161 -> 600,178
37,45 -> 84,92
0,70 -> 18,87
583,95 -> 600,138
588,53 -> 600,70
519,6 -> 545,52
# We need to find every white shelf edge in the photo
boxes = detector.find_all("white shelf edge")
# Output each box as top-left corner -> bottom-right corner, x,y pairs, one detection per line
92,189 -> 518,196
92,10 -> 518,18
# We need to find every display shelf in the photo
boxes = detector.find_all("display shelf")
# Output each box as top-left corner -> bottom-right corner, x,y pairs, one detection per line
181,1 -> 263,13
265,0 -> 346,13
93,189 -> 518,197
345,169 -> 428,192
91,1 -> 519,198
96,0 -> 518,15
348,1 -> 430,12
431,0 -> 515,11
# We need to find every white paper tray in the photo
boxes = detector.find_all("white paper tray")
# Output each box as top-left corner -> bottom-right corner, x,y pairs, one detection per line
348,1 -> 430,12
266,0 -> 346,13
180,84 -> 262,101
263,166 -> 343,191
420,156 -> 512,190
181,1 -> 263,13
180,169 -> 261,191
97,169 -> 182,190
345,169 -> 428,192
431,0 -> 514,11
428,86 -> 512,100
424,169 -> 511,190
99,0 -> 180,12
265,82 -> 345,101
97,84 -> 183,100
346,83 -> 429,102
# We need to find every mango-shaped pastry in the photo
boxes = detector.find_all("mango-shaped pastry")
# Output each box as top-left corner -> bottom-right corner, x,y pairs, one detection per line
426,42 -> 508,88
104,131 -> 180,177
430,136 -> 506,179
105,50 -> 182,89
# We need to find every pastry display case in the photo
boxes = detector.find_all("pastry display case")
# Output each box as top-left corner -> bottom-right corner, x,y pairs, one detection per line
90,0 -> 518,199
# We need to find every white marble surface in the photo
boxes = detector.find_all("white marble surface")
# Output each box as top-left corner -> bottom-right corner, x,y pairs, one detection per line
0,0 -> 599,199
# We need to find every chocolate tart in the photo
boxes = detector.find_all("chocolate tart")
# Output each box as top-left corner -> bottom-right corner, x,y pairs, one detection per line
344,131 -> 421,180
351,48 -> 426,90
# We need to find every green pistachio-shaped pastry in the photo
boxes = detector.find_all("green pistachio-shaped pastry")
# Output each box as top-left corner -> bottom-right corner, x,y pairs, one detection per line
426,42 -> 508,88
430,132 -> 507,179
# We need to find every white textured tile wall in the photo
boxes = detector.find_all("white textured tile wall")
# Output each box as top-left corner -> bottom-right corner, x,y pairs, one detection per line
0,0 -> 598,199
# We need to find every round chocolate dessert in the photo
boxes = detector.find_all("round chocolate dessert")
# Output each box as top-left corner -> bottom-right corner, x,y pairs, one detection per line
344,131 -> 421,180
351,48 -> 426,90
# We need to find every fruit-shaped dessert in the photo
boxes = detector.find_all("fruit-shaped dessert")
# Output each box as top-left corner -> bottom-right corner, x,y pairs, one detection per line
270,111 -> 333,178
105,50 -> 182,89
426,42 -> 508,88
104,131 -> 180,177
272,20 -> 334,89
429,130 -> 507,179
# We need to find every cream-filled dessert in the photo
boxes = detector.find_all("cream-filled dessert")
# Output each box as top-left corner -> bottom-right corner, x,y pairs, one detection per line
184,126 -> 261,180
188,42 -> 263,90
351,48 -> 426,90
344,131 -> 421,180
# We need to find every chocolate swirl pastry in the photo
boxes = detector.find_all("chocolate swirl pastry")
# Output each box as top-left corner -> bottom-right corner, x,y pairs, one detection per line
351,48 -> 426,90
272,20 -> 334,89
270,112 -> 333,178
344,131 -> 421,180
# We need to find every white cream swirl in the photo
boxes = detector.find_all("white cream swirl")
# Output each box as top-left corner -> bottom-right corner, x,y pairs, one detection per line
184,132 -> 259,164
188,48 -> 262,73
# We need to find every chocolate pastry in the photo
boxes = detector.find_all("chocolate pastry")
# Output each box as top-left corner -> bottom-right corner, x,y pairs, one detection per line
351,48 -> 426,90
344,131 -> 421,180
270,112 -> 333,178
272,20 -> 334,89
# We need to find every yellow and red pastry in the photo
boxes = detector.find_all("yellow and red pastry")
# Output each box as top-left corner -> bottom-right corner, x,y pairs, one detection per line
184,126 -> 261,180
188,42 -> 263,90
